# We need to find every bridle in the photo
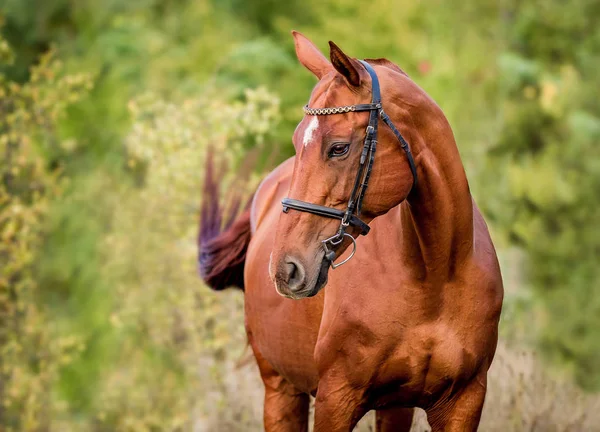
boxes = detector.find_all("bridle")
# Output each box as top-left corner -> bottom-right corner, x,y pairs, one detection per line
281,60 -> 418,268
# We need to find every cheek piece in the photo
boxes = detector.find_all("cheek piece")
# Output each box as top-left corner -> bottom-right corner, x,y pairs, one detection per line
282,60 -> 418,269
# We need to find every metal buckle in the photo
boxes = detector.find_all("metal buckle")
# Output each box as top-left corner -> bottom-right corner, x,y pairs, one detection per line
322,232 -> 357,269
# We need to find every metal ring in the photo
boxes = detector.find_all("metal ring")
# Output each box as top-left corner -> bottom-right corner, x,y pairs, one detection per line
322,232 -> 357,269
330,233 -> 356,269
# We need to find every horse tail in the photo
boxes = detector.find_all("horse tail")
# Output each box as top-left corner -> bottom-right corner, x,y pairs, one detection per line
198,152 -> 253,291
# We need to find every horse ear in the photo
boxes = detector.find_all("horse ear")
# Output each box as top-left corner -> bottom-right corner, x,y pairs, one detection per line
292,30 -> 332,79
328,41 -> 361,87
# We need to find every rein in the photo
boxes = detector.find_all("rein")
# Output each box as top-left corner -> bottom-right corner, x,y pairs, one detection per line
281,60 -> 417,268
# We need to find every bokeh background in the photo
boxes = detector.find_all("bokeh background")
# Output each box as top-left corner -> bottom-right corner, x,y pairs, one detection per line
1,0 -> 599,430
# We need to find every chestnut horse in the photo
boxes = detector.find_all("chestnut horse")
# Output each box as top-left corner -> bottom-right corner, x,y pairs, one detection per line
199,32 -> 503,431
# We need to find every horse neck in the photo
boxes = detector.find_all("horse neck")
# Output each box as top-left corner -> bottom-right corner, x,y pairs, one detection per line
398,109 -> 474,281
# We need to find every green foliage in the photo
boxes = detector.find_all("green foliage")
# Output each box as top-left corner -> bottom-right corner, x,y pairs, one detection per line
480,0 -> 600,389
0,30 -> 92,430
83,87 -> 277,430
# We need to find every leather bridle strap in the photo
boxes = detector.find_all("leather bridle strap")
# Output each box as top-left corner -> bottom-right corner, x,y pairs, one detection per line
340,60 -> 381,229
380,109 -> 418,190
281,198 -> 370,235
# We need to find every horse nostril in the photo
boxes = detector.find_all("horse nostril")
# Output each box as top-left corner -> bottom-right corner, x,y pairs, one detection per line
286,262 -> 297,282
284,258 -> 306,292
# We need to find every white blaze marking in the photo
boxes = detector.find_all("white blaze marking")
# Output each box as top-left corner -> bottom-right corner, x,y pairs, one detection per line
303,117 -> 319,147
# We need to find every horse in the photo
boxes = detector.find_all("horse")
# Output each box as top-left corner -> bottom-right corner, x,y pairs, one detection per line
199,31 -> 503,432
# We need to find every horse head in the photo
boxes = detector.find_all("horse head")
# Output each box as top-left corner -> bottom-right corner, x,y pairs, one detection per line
270,32 -> 417,299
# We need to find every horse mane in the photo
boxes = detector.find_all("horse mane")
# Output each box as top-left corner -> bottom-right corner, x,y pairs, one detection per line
364,58 -> 409,77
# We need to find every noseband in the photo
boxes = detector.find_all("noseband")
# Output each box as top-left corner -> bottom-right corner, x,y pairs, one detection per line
281,60 -> 418,268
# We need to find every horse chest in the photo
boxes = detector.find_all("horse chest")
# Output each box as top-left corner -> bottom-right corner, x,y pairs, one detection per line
315,295 -> 484,408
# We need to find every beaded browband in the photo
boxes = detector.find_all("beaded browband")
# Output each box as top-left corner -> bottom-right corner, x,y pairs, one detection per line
303,103 -> 382,116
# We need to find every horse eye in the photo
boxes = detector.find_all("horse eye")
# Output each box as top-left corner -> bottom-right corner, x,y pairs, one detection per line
329,143 -> 350,158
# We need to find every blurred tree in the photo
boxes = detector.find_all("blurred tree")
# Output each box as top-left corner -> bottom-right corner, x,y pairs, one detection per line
214,0 -> 315,34
68,87 -> 278,430
481,0 -> 600,389
0,27 -> 92,430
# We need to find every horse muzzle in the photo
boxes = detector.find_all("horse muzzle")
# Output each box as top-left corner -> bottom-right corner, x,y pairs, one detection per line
273,252 -> 330,299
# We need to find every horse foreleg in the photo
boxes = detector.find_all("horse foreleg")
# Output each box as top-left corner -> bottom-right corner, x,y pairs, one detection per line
425,372 -> 487,432
263,380 -> 309,432
312,376 -> 368,432
253,348 -> 309,431
376,407 -> 415,431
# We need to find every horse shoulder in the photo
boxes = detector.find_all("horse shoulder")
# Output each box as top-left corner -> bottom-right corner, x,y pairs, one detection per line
250,157 -> 295,233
